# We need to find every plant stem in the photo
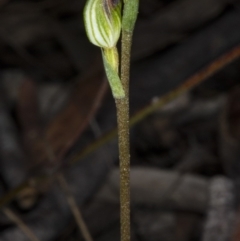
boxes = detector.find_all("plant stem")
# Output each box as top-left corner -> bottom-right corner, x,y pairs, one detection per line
115,97 -> 130,241
118,2 -> 138,237
121,31 -> 132,96
116,30 -> 132,241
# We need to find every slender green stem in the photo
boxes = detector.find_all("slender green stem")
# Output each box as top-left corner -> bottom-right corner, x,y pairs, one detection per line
115,97 -> 130,241
118,5 -> 139,239
117,30 -> 132,241
118,0 -> 139,237
121,31 -> 132,96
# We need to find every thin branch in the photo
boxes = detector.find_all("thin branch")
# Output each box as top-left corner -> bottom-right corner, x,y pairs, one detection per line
2,207 -> 41,241
57,174 -> 93,241
44,140 -> 93,241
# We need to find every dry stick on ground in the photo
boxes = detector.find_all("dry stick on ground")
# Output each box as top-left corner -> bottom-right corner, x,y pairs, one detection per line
0,44 -> 240,209
57,174 -> 94,241
43,142 -> 94,241
2,208 -> 41,241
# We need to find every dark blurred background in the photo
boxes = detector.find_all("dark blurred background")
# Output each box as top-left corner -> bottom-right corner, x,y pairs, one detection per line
0,0 -> 240,241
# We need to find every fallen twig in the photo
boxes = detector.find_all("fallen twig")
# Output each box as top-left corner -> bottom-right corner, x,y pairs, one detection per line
58,174 -> 93,241
2,207 -> 41,241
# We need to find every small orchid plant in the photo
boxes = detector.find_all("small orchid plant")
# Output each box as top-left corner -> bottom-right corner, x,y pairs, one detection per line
83,1 -> 138,241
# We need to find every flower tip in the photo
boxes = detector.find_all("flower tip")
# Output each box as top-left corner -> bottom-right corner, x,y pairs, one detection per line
84,0 -> 122,49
